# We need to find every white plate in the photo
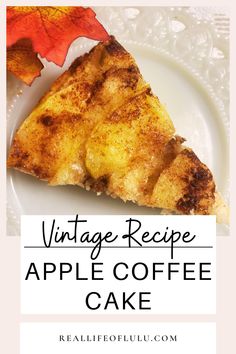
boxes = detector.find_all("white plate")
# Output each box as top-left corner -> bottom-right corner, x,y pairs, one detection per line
7,7 -> 229,235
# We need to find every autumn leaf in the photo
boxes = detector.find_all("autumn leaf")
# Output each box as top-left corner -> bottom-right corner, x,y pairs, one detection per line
7,39 -> 44,85
7,6 -> 109,84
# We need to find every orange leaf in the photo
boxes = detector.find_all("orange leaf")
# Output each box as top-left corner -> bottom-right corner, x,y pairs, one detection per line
7,39 -> 43,85
7,6 -> 110,66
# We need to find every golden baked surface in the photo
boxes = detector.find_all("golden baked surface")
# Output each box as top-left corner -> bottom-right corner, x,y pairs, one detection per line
8,36 -> 216,215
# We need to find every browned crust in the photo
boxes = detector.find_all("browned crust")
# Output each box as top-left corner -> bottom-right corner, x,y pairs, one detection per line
176,149 -> 215,214
7,36 -> 220,217
84,175 -> 109,194
104,36 -> 127,56
69,53 -> 89,73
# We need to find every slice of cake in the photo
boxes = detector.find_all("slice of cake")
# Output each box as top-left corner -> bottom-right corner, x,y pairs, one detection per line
7,37 -> 229,223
